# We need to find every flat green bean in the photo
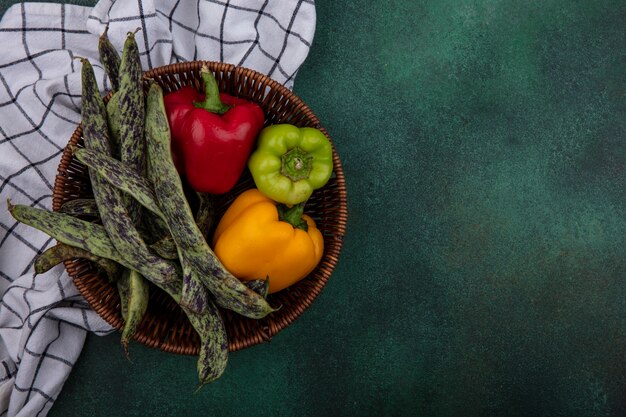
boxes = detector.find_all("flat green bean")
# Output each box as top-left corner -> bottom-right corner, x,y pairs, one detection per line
98,26 -> 121,91
144,83 -> 275,319
79,58 -> 175,299
195,193 -> 215,242
121,269 -> 150,356
34,242 -> 120,280
74,148 -> 164,221
8,202 -> 182,298
59,198 -> 99,218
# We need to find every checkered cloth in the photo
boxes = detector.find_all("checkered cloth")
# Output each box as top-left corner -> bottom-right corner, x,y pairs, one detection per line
0,1 -> 316,416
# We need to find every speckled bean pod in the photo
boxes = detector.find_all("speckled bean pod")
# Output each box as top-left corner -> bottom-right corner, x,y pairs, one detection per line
149,235 -> 178,260
34,242 -> 120,280
195,193 -> 214,242
117,31 -> 145,176
183,298 -> 228,388
98,26 -> 121,92
117,269 -> 130,321
121,269 -> 150,356
144,83 -> 275,319
115,36 -> 156,335
74,148 -> 164,221
59,198 -> 99,218
99,27 -> 121,156
78,58 -> 181,298
8,203 -> 182,299
244,278 -> 270,299
106,94 -> 121,159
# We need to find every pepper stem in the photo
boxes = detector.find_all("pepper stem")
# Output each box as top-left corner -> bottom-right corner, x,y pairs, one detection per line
281,147 -> 313,182
277,203 -> 308,231
193,64 -> 231,114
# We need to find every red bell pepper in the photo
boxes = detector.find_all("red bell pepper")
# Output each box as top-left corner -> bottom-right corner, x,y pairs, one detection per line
163,65 -> 264,194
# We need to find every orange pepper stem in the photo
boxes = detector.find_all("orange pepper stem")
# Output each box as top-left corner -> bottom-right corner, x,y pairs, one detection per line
277,202 -> 308,231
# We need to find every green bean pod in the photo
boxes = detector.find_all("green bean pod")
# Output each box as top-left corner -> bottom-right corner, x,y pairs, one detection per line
99,26 -> 121,155
178,256 -> 211,313
71,148 -> 217,289
79,58 -> 174,301
74,148 -> 210,312
142,214 -> 171,245
244,277 -> 270,299
73,148 -> 207,257
183,299 -> 228,388
144,83 -> 275,319
73,147 -> 180,309
115,32 -> 151,330
195,193 -> 214,242
175,236 -> 228,383
12,202 -> 122,263
59,198 -> 99,218
34,242 -> 120,280
74,148 -> 164,220
117,269 -> 131,321
149,235 -> 178,260
117,30 -> 145,176
8,202 -> 182,298
98,26 -> 121,91
78,58 -> 111,154
9,202 -> 223,383
106,94 -> 121,159
121,269 -> 150,356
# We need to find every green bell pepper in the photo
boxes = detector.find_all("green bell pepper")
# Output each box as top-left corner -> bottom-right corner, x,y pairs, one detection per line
248,124 -> 333,205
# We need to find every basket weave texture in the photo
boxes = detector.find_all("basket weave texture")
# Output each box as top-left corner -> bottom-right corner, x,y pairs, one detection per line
52,61 -> 347,354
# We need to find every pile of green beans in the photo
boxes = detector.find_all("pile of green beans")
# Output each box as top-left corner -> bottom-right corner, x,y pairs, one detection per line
7,28 -> 273,387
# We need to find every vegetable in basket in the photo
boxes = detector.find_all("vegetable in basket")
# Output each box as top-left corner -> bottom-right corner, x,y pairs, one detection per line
212,189 -> 324,294
248,124 -> 333,205
163,65 -> 264,194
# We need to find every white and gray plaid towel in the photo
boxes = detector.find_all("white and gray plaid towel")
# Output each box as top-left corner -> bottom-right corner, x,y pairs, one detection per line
0,1 -> 316,415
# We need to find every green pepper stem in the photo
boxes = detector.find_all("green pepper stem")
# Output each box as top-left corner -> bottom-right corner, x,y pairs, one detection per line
281,146 -> 313,182
193,65 -> 231,114
277,202 -> 308,231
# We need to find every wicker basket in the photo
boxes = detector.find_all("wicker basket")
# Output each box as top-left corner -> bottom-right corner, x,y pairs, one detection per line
52,61 -> 347,354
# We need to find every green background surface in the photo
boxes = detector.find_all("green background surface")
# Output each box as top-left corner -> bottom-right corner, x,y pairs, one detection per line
2,0 -> 626,416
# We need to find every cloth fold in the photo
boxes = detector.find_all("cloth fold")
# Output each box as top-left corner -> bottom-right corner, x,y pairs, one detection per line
0,1 -> 315,415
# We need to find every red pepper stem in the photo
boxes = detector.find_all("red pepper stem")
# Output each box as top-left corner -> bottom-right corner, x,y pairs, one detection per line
193,65 -> 231,114
277,202 -> 308,231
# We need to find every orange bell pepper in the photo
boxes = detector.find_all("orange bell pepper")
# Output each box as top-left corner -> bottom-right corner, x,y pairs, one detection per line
212,189 -> 324,294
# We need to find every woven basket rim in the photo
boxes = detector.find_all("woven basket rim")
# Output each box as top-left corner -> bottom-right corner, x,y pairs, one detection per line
52,60 -> 348,354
